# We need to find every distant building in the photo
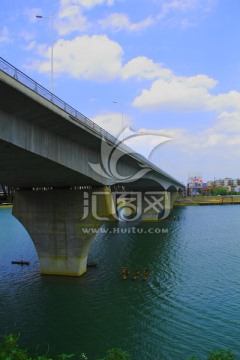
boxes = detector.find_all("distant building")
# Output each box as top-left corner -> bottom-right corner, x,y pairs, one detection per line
187,172 -> 203,196
187,176 -> 240,195
206,177 -> 240,193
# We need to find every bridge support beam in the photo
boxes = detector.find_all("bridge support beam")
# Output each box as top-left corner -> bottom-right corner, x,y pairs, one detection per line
141,191 -> 178,221
170,191 -> 179,208
116,190 -> 179,221
12,187 -> 115,276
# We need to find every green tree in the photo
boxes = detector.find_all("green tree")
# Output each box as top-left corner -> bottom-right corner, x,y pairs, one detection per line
211,188 -> 228,196
97,348 -> 130,360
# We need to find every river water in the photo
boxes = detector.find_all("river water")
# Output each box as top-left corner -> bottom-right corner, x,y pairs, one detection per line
0,205 -> 240,360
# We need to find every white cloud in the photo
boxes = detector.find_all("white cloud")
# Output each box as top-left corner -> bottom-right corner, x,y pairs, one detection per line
182,74 -> 217,89
124,58 -> 240,115
131,73 -> 240,114
0,26 -> 10,43
217,111 -> 240,132
161,0 -> 200,13
91,116 -> 171,158
122,129 -> 171,159
33,35 -> 123,81
92,112 -> 132,136
56,0 -> 115,35
208,91 -> 240,112
145,109 -> 240,181
91,107 -> 240,181
157,0 -> 217,27
132,75 -> 216,111
60,0 -> 114,9
56,5 -> 89,35
31,31 -> 240,115
122,56 -> 172,80
163,111 -> 240,153
159,0 -> 216,16
99,13 -> 154,32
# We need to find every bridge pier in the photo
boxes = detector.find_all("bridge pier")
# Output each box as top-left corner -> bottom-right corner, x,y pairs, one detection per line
141,191 -> 179,221
170,191 -> 179,208
12,187 -> 115,276
142,191 -> 170,221
116,190 -> 179,221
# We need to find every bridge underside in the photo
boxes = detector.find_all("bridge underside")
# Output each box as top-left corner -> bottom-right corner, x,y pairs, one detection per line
0,139 -> 182,193
0,65 -> 183,277
0,139 -> 101,188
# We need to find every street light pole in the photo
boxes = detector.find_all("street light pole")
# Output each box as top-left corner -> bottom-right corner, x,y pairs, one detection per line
36,15 -> 54,95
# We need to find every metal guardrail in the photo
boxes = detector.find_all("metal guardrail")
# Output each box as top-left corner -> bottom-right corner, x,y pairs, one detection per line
0,57 -> 182,187
0,57 -> 118,143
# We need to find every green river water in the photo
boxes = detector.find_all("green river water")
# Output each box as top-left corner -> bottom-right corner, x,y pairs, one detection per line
0,205 -> 240,359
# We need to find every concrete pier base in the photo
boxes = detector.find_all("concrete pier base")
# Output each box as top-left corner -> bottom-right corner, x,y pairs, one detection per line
141,191 -> 176,221
170,191 -> 179,208
12,187 -> 115,276
115,190 -> 178,221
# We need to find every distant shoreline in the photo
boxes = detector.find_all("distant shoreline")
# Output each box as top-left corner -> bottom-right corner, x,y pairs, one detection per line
2,196 -> 240,209
0,203 -> 12,208
175,195 -> 240,206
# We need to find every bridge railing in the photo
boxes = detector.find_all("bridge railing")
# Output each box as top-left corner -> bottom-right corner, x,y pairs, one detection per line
0,57 -> 182,186
0,57 -> 118,143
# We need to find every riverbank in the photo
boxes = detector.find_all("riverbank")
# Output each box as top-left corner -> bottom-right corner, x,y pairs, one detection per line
174,195 -> 240,206
0,203 -> 12,208
2,196 -> 240,208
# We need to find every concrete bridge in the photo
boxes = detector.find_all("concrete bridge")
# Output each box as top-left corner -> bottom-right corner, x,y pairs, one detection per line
0,57 -> 184,276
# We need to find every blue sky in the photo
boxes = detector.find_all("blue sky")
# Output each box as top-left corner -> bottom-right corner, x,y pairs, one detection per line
1,0 -> 240,184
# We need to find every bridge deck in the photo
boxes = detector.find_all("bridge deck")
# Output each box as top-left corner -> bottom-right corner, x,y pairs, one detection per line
0,57 -> 183,190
